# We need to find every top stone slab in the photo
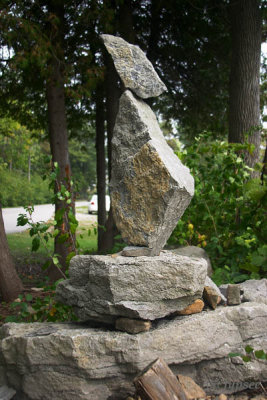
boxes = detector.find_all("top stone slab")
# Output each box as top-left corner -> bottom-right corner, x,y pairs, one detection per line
101,34 -> 167,99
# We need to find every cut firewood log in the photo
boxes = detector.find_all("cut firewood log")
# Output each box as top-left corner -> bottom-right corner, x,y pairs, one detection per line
134,358 -> 188,400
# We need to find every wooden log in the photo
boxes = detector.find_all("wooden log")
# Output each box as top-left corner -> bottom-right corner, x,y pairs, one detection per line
134,358 -> 188,400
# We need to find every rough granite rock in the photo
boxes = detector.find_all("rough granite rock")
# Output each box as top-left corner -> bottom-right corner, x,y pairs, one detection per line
56,251 -> 207,323
101,34 -> 167,99
240,279 -> 267,305
110,90 -> 194,254
1,303 -> 267,400
172,246 -> 213,276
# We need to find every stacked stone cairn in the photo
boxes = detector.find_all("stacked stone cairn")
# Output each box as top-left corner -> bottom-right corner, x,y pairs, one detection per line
56,35 -> 211,332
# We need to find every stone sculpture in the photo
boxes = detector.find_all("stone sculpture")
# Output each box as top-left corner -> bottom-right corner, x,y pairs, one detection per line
56,34 -> 199,323
101,34 -> 194,255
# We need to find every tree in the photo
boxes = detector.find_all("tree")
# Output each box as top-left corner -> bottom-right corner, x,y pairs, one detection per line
0,204 -> 24,302
228,0 -> 262,169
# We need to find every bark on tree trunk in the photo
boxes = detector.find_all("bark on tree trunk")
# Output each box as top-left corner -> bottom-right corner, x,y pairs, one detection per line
228,0 -> 262,169
98,0 -> 135,252
45,1 -> 75,281
95,84 -> 107,251
98,53 -> 121,252
46,58 -> 75,281
0,204 -> 24,302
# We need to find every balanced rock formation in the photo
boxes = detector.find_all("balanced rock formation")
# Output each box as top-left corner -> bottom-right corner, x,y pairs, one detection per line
101,34 -> 167,99
110,90 -> 194,255
56,251 -> 207,323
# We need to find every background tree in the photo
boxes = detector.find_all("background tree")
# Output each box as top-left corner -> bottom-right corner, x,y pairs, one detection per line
228,0 -> 262,169
0,204 -> 24,302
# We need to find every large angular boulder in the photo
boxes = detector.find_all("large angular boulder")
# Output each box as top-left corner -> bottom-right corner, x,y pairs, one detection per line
1,302 -> 267,400
56,251 -> 207,323
111,90 -> 194,255
101,34 -> 167,99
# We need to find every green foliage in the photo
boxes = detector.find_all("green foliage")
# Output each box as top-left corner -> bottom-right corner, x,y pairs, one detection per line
168,133 -> 267,285
229,345 -> 267,363
0,170 -> 51,207
5,287 -> 78,323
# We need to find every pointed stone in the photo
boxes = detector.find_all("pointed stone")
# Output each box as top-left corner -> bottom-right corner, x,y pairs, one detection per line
111,90 -> 194,255
101,34 -> 167,99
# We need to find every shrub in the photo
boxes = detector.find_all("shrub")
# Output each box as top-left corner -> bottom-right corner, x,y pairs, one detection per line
0,170 -> 51,207
168,133 -> 267,285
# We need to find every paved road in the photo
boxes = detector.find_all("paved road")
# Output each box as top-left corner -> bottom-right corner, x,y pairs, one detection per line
2,201 -> 88,234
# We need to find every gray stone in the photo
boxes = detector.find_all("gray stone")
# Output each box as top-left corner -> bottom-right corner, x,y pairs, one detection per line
110,90 -> 194,255
56,251 -> 207,323
0,386 -> 16,400
121,246 -> 155,257
1,302 -> 267,399
227,284 -> 241,306
171,246 -> 213,276
240,279 -> 267,305
101,34 -> 167,99
205,276 -> 227,304
115,318 -> 151,334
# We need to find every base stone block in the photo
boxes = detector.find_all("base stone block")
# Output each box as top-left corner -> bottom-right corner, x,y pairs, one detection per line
1,302 -> 267,400
55,251 -> 207,323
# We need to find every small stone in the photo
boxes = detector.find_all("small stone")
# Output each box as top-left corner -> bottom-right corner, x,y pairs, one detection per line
115,318 -> 152,334
121,246 -> 157,257
218,394 -> 228,400
31,287 -> 44,292
177,299 -> 204,315
227,284 -> 241,305
205,276 -> 227,304
101,34 -> 167,99
203,286 -> 220,309
177,375 -> 206,399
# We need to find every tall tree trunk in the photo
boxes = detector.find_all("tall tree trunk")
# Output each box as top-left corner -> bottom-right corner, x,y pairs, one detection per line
46,2 -> 75,281
99,53 -> 121,252
0,204 -> 24,302
228,0 -> 262,169
95,84 -> 107,251
99,0 -> 135,252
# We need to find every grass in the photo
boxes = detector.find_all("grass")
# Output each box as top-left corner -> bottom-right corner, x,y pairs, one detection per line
7,218 -> 98,277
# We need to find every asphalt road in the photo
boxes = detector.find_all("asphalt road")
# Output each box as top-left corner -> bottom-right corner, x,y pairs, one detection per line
2,201 -> 88,234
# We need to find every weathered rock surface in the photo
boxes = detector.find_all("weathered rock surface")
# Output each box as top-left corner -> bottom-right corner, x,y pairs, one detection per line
1,302 -> 267,400
110,90 -> 194,254
240,279 -> 267,305
101,34 -> 167,99
0,386 -> 16,400
172,246 -> 213,276
56,251 -> 207,322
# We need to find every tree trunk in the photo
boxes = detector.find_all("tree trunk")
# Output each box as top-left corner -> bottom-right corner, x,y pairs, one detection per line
98,0 -> 135,252
95,84 -> 107,252
0,204 -> 24,302
228,0 -> 262,169
99,53 -> 121,252
46,2 -> 75,281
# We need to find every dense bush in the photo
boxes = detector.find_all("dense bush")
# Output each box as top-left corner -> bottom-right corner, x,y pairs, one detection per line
168,133 -> 267,285
0,170 -> 51,207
